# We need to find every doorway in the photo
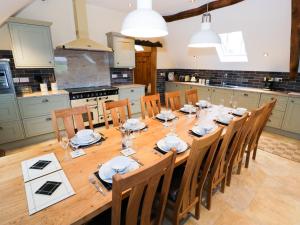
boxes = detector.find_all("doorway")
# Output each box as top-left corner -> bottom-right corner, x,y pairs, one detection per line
134,47 -> 157,95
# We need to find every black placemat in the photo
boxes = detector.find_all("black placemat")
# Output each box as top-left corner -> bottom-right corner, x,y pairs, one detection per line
30,160 -> 51,170
155,117 -> 178,122
179,110 -> 196,115
189,130 -> 203,138
94,171 -> 112,191
35,181 -> 62,195
214,120 -> 229,126
154,146 -> 167,155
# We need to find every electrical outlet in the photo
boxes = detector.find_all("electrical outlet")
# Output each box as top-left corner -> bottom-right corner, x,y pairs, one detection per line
13,78 -> 20,83
112,74 -> 118,79
122,74 -> 128,78
19,77 -> 29,83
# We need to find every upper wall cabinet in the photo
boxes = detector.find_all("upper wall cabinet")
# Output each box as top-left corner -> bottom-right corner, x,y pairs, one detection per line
7,18 -> 54,68
106,32 -> 135,68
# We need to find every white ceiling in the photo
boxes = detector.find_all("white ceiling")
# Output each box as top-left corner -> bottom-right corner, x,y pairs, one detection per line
87,0 -> 216,16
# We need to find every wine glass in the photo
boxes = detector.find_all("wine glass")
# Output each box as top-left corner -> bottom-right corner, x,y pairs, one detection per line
229,95 -> 234,107
188,101 -> 193,119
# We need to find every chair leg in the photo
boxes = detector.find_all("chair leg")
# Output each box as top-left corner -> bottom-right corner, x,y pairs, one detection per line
245,151 -> 251,168
252,144 -> 258,160
173,216 -> 180,225
221,177 -> 226,193
195,195 -> 201,220
226,166 -> 233,186
237,161 -> 242,174
207,184 -> 213,210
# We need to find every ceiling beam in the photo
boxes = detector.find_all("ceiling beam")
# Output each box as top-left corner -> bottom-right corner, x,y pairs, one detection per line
289,0 -> 300,80
163,0 -> 245,23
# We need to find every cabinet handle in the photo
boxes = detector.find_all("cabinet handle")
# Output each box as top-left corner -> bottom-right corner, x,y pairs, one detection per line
130,89 -> 134,93
291,100 -> 295,103
46,118 -> 52,121
243,93 -> 248,97
271,97 -> 274,100
42,99 -> 49,103
49,61 -> 52,64
131,103 -> 135,106
268,119 -> 271,122
0,127 -> 3,130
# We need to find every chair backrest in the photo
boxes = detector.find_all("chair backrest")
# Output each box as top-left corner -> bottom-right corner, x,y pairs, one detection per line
112,151 -> 176,225
211,114 -> 248,183
165,91 -> 181,111
249,99 -> 277,150
140,94 -> 161,119
51,105 -> 93,141
185,89 -> 198,105
174,127 -> 223,216
102,99 -> 132,129
231,106 -> 265,167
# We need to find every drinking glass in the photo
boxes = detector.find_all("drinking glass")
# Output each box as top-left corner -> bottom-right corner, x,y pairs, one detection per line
232,100 -> 238,109
170,117 -> 178,135
60,132 -> 71,161
229,95 -> 234,107
188,101 -> 193,119
207,96 -> 211,104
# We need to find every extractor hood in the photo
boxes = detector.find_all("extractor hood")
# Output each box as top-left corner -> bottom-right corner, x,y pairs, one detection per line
58,0 -> 112,52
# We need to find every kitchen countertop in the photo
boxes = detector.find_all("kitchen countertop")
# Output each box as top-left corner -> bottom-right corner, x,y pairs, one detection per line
167,81 -> 300,97
115,84 -> 145,89
17,90 -> 69,99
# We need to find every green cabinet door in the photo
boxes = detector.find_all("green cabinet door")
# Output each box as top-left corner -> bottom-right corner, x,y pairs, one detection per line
282,98 -> 300,134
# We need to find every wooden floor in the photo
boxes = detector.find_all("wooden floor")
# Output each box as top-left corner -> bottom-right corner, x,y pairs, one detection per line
6,133 -> 300,225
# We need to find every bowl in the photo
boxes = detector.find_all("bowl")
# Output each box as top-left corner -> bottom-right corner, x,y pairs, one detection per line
165,135 -> 181,149
234,108 -> 247,115
126,118 -> 140,127
217,114 -> 234,124
198,100 -> 208,107
76,129 -> 94,142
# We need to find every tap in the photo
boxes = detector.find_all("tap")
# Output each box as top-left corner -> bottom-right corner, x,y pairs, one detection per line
221,73 -> 228,86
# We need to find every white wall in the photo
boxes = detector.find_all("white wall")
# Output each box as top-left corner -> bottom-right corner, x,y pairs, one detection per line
159,0 -> 292,72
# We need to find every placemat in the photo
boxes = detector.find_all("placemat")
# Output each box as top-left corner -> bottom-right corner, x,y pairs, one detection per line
94,171 -> 112,191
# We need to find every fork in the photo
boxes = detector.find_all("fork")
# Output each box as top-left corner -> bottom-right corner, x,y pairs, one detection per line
88,175 -> 106,196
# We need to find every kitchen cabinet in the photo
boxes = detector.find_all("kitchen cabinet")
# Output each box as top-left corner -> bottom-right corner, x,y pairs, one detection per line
0,94 -> 20,122
107,32 -> 135,68
233,90 -> 260,110
196,86 -> 212,101
18,94 -> 70,138
282,98 -> 300,134
0,120 -> 24,144
7,18 -> 54,68
211,88 -> 234,107
118,85 -> 145,115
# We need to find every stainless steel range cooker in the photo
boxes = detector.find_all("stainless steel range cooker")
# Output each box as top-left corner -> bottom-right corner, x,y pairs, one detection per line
66,86 -> 119,126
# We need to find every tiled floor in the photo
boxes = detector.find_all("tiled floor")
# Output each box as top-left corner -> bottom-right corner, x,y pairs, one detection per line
6,132 -> 300,225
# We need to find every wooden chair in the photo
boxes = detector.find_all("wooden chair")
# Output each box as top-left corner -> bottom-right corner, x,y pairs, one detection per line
102,99 -> 132,129
205,114 -> 248,210
165,91 -> 181,111
166,127 -> 223,225
52,105 -> 93,141
140,94 -> 161,119
185,89 -> 198,105
245,99 -> 277,168
226,106 -> 265,186
112,151 -> 176,225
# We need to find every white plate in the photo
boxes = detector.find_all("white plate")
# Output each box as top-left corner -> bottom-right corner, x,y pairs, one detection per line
70,132 -> 101,146
156,113 -> 176,120
192,124 -> 217,136
123,122 -> 146,131
157,138 -> 188,154
98,157 -> 140,183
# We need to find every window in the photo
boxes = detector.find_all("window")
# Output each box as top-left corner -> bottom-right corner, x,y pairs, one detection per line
216,31 -> 248,62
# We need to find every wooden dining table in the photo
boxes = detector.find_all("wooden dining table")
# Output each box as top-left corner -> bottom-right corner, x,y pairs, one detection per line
0,110 -> 226,225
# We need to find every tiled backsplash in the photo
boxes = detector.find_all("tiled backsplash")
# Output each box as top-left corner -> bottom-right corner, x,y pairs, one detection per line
0,50 -> 55,93
157,69 -> 300,103
110,68 -> 134,85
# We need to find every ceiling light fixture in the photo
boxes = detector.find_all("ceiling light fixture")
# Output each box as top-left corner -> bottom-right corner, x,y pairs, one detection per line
121,0 -> 168,38
188,3 -> 221,48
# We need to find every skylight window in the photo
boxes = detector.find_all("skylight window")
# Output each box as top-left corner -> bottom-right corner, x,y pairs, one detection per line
216,31 -> 248,62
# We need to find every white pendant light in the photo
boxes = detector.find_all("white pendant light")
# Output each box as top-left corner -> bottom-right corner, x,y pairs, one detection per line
188,5 -> 221,48
121,0 -> 168,38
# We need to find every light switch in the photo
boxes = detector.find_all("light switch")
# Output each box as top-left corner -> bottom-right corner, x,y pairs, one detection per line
112,74 -> 118,79
20,77 -> 30,83
122,74 -> 128,78
13,78 -> 20,83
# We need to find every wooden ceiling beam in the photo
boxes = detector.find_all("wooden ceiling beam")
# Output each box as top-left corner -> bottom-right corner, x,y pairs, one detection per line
163,0 -> 245,23
289,0 -> 300,80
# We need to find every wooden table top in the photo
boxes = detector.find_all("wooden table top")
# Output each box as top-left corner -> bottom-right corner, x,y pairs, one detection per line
0,111 -> 224,225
